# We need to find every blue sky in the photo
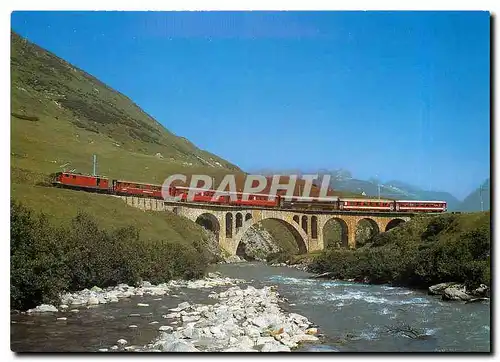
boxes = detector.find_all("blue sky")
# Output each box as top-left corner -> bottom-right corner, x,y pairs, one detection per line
11,11 -> 490,199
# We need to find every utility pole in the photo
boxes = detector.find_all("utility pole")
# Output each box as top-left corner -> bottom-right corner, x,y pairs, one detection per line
479,185 -> 484,212
376,173 -> 380,200
92,154 -> 97,176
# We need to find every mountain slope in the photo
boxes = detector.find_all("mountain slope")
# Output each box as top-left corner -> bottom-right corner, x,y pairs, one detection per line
11,31 -> 240,186
10,30 -> 248,249
457,179 -> 490,212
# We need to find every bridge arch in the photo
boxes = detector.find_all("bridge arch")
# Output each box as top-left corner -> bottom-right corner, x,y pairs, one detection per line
311,216 -> 318,239
385,218 -> 406,232
195,213 -> 220,237
301,216 -> 308,233
323,217 -> 349,248
225,213 -> 233,238
235,212 -> 243,233
232,217 -> 308,256
356,218 -> 380,247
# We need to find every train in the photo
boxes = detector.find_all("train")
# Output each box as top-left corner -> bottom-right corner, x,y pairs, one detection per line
52,171 -> 447,213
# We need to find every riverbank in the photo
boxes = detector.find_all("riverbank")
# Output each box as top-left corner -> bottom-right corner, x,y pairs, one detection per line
12,271 -> 322,352
11,262 -> 490,352
304,212 -> 490,296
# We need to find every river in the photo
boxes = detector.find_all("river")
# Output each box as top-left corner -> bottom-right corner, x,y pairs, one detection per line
11,262 -> 490,352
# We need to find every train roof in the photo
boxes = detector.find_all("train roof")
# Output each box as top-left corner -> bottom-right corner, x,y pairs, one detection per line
115,179 -> 162,187
58,171 -> 108,179
287,195 -> 339,202
338,197 -> 394,202
397,200 -> 447,204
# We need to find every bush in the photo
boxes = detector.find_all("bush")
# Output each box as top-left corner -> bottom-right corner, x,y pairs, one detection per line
309,212 -> 491,291
11,202 -> 69,310
10,201 -> 210,310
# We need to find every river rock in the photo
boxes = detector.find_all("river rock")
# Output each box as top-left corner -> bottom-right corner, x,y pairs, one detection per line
305,327 -> 318,335
251,316 -> 270,329
182,314 -> 200,323
164,313 -> 180,319
256,336 -> 276,346
260,342 -> 291,352
442,285 -> 472,301
235,335 -> 255,349
90,286 -> 102,292
159,326 -> 173,332
428,282 -> 458,295
137,303 -> 149,307
292,333 -> 319,343
471,284 -> 490,297
141,283 -> 317,352
245,325 -> 262,338
70,298 -> 85,306
87,296 -> 99,305
59,304 -> 68,310
129,325 -> 138,328
28,304 -> 58,313
117,339 -> 127,345
162,340 -> 199,352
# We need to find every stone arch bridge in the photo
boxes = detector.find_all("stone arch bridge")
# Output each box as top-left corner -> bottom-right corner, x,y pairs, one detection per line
118,196 -> 412,256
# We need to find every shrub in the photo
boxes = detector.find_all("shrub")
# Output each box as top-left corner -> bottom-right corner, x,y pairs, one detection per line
10,201 -> 210,310
309,213 -> 491,291
10,201 -> 70,310
421,214 -> 456,242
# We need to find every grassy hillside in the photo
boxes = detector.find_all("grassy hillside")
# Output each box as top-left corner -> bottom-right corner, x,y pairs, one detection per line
309,212 -> 491,290
11,31 -> 241,188
10,31 -> 250,245
11,183 -> 207,244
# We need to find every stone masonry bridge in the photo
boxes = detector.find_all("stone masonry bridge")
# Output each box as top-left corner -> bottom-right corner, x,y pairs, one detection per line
118,196 -> 412,256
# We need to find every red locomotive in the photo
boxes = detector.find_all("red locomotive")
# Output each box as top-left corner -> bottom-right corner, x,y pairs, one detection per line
51,171 -> 447,213
53,172 -> 109,192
